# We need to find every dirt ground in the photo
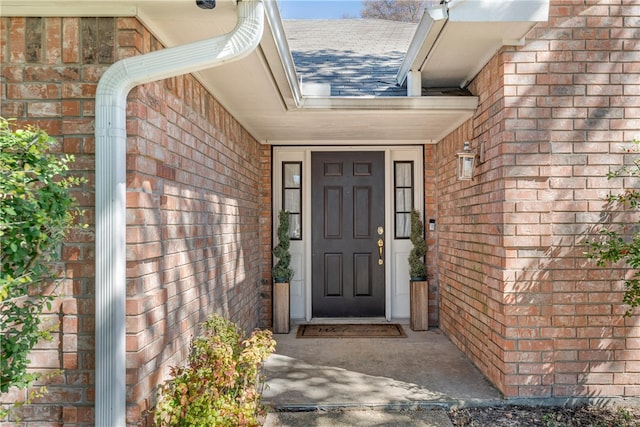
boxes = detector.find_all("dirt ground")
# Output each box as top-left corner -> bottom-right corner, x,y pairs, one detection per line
448,405 -> 640,427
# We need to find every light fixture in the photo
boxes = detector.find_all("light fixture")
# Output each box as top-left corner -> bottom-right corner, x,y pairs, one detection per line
456,141 -> 477,181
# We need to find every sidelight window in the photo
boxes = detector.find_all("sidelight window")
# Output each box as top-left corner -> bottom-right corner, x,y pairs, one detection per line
282,162 -> 302,239
394,161 -> 413,239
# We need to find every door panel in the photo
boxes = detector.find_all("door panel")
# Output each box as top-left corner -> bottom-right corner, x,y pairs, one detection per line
312,151 -> 385,317
324,254 -> 343,296
354,187 -> 371,238
354,253 -> 373,296
324,187 -> 343,238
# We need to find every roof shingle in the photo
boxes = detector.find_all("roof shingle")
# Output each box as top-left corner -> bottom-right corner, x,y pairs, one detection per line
282,19 -> 417,97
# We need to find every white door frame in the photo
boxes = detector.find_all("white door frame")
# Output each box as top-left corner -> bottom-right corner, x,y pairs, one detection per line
272,145 -> 424,322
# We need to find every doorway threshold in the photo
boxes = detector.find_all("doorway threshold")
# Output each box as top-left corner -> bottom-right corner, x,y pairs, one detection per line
296,317 -> 390,325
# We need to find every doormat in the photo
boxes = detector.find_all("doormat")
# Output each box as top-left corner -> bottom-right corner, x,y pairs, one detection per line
296,323 -> 406,338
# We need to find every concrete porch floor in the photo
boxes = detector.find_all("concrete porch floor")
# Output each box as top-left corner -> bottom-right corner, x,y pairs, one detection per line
262,323 -> 503,426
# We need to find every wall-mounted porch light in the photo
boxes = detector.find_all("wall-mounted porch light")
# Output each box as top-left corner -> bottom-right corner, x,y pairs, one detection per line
456,141 -> 477,181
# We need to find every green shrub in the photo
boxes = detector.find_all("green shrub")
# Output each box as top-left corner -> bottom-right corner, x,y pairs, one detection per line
272,210 -> 293,282
585,139 -> 640,316
408,209 -> 427,280
1,118 -> 83,395
155,314 -> 276,427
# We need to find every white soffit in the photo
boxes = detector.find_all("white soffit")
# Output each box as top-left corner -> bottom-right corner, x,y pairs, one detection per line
0,0 -> 240,46
1,0 -> 480,144
400,0 -> 550,89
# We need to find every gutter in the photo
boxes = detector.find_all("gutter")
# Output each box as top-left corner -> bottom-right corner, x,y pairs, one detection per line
262,0 -> 302,106
94,1 -> 264,425
396,2 -> 449,89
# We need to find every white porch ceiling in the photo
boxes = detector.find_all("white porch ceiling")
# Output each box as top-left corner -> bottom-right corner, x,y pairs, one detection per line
0,0 -> 549,144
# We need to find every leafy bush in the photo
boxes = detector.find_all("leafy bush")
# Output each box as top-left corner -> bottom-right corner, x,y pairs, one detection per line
585,139 -> 640,316
1,118 -> 83,394
155,314 -> 276,427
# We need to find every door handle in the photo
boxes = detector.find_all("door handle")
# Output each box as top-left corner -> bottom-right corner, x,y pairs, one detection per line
377,238 -> 384,265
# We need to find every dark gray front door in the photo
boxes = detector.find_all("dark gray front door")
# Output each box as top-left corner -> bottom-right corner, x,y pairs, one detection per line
311,151 -> 385,317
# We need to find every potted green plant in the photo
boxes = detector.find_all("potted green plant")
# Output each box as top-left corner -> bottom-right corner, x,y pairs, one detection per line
408,209 -> 427,281
272,211 -> 293,333
408,209 -> 428,331
272,210 -> 293,282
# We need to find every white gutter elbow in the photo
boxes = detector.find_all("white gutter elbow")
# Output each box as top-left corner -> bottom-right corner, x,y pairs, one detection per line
94,1 -> 264,425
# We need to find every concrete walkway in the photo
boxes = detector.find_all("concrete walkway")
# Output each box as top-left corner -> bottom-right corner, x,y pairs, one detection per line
262,324 -> 503,426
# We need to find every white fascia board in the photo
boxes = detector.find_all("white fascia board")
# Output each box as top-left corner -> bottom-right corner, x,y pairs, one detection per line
269,138 -> 441,145
0,1 -> 137,16
448,0 -> 550,22
262,0 -> 303,106
299,95 -> 479,111
396,6 -> 448,87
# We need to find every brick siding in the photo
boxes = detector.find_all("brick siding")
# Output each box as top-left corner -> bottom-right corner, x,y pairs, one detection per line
259,145 -> 274,328
1,16 -> 103,426
3,0 -> 640,421
424,145 -> 440,326
1,16 -> 268,426
438,0 -> 640,399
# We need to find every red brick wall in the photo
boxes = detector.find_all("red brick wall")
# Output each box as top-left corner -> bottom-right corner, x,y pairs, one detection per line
259,145 -> 273,328
438,0 -> 640,399
437,112 -> 507,391
1,16 -> 267,425
424,145 -> 440,326
1,16 -> 103,426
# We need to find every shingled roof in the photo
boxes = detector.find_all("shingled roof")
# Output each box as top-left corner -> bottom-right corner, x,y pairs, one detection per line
282,19 -> 417,97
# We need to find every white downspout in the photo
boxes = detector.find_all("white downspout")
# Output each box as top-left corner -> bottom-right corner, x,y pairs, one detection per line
94,1 -> 264,425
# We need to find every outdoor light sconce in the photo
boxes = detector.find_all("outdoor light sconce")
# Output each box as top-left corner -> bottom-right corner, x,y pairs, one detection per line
456,141 -> 477,181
